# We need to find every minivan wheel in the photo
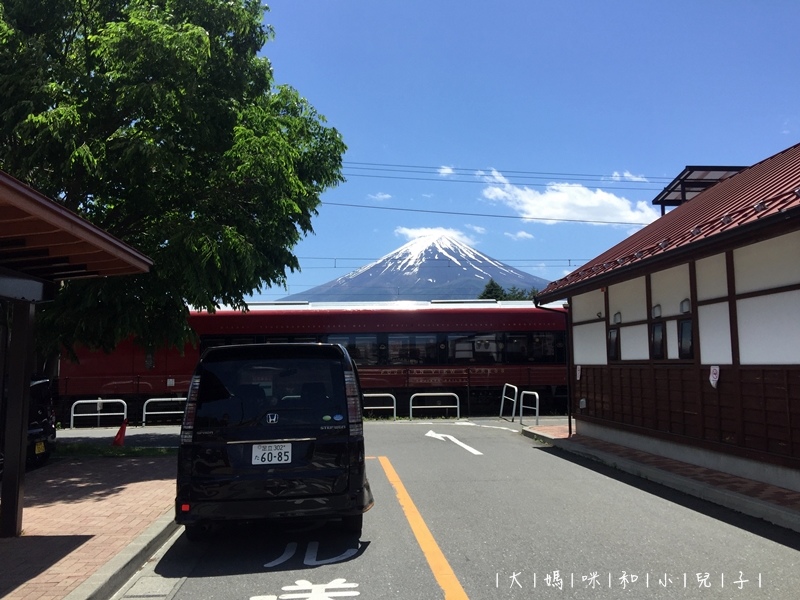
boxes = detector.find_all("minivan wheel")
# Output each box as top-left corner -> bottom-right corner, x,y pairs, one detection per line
340,514 -> 363,535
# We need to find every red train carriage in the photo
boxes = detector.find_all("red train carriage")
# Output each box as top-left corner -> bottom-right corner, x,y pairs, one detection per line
57,300 -> 568,424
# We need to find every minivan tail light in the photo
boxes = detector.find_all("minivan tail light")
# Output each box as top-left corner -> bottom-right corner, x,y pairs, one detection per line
181,375 -> 201,444
344,371 -> 363,436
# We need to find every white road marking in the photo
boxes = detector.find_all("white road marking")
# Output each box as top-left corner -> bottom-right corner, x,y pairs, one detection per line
425,430 -> 483,455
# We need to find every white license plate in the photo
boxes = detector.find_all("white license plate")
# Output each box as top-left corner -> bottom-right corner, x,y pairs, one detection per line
252,443 -> 292,465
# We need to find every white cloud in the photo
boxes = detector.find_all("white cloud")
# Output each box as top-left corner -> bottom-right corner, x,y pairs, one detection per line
610,170 -> 649,183
481,169 -> 659,226
368,192 -> 392,201
438,165 -> 455,177
394,226 -> 477,246
504,230 -> 534,241
466,224 -> 486,234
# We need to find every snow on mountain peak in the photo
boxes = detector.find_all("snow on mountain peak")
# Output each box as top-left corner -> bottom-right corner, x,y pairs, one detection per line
281,234 -> 551,302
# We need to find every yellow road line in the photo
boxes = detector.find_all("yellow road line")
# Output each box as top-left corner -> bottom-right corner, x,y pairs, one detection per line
378,455 -> 469,600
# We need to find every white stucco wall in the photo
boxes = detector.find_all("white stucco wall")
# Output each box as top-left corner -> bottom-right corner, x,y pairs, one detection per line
608,277 -> 646,324
571,290 -> 604,323
568,231 -> 800,368
696,253 -> 728,301
698,302 -> 733,365
620,324 -> 649,360
735,230 -> 800,294
573,321 -> 607,365
666,319 -> 679,359
737,290 -> 800,364
651,264 -> 690,319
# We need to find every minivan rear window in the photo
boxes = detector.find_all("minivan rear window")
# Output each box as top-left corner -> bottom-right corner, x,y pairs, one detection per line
194,358 -> 347,428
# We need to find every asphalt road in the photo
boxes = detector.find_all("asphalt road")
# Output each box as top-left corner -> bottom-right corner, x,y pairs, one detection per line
110,419 -> 800,600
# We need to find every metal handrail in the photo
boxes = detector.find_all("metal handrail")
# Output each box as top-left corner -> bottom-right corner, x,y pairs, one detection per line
409,392 -> 460,419
142,397 -> 186,425
498,383 -> 519,421
518,391 -> 540,426
70,399 -> 127,428
363,393 -> 397,420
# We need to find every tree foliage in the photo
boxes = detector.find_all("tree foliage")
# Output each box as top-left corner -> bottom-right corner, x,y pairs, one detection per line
478,279 -> 538,301
478,279 -> 505,301
0,0 -> 346,354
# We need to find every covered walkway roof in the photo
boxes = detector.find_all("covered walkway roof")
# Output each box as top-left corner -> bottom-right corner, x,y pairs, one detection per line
0,172 -> 151,300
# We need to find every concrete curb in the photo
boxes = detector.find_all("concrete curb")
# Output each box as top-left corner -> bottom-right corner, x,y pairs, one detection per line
522,428 -> 800,535
64,511 -> 181,600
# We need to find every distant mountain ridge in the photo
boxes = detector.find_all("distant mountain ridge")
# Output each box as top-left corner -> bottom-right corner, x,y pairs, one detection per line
281,235 -> 551,302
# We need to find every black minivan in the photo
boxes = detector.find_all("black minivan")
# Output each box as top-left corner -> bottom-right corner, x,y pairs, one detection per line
175,343 -> 374,539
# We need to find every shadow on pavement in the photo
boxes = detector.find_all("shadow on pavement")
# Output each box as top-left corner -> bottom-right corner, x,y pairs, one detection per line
0,535 -> 92,597
533,444 -> 800,552
21,456 -> 174,507
155,520 -> 369,579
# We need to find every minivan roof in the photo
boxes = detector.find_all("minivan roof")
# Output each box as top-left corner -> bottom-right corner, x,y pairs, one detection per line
200,342 -> 350,363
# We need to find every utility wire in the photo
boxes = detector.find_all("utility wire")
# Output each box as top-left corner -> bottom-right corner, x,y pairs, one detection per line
343,160 -> 673,185
320,200 -> 651,226
343,171 -> 661,192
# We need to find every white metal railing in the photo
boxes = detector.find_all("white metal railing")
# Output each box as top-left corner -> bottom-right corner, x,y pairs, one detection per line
70,399 -> 127,428
409,392 -> 460,419
363,393 -> 397,420
142,397 -> 187,425
518,391 -> 540,426
498,383 -> 519,421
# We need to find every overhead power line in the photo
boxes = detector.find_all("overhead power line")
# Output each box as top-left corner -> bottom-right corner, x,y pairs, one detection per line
343,160 -> 672,188
320,201 -> 650,226
343,171 -> 661,192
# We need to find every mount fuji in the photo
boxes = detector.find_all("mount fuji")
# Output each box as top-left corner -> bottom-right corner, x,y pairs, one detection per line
280,235 -> 551,302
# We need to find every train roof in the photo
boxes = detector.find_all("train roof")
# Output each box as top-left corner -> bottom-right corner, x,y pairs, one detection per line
189,300 -> 567,336
198,300 -> 566,314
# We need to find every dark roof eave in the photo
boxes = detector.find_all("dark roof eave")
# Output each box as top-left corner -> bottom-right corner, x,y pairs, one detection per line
536,208 -> 800,303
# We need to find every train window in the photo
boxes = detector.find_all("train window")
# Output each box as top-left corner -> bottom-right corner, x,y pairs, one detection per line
418,334 -> 439,364
505,334 -> 531,363
530,332 -> 560,363
448,333 -> 501,364
328,334 -> 379,366
506,332 -> 564,363
386,334 -> 440,365
388,334 -> 413,364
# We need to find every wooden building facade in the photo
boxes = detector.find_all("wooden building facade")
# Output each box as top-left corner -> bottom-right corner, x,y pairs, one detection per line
536,143 -> 800,490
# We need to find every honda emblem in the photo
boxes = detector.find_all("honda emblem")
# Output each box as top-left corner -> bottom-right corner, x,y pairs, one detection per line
267,413 -> 279,424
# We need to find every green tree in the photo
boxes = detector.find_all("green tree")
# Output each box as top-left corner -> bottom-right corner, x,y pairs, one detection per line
0,0 -> 345,354
478,279 -> 505,300
479,280 -> 539,301
504,285 -> 538,300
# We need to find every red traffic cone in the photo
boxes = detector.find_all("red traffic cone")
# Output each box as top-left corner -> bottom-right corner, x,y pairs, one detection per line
112,418 -> 128,446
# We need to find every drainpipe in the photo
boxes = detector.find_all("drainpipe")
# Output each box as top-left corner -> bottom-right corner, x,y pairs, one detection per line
534,299 -> 573,438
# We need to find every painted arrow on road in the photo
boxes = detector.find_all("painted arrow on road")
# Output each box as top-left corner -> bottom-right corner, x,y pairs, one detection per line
425,430 -> 483,455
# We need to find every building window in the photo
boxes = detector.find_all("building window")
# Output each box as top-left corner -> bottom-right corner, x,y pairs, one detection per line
607,328 -> 620,361
650,322 -> 666,360
678,318 -> 693,359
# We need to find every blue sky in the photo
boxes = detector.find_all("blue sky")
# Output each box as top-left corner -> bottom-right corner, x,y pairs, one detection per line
250,1 -> 800,301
